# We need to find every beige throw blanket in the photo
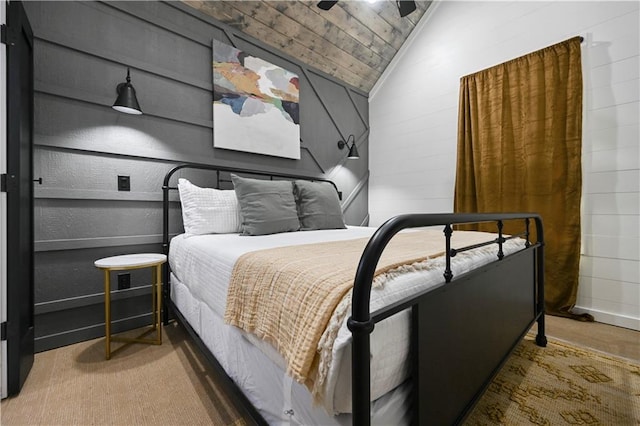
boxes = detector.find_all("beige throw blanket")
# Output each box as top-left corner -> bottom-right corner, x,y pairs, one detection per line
224,229 -> 499,389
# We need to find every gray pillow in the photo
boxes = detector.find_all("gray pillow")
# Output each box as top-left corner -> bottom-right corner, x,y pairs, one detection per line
293,180 -> 346,230
231,174 -> 300,236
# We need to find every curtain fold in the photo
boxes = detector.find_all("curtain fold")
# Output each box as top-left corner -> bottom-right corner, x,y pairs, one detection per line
454,37 -> 589,319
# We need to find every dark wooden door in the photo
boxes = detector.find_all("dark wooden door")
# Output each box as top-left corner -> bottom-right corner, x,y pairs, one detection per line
5,0 -> 34,396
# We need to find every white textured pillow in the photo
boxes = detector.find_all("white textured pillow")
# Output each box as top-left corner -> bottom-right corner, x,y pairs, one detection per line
177,178 -> 242,235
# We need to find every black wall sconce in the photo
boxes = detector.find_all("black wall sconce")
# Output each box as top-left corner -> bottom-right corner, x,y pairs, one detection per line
112,67 -> 142,115
337,134 -> 360,160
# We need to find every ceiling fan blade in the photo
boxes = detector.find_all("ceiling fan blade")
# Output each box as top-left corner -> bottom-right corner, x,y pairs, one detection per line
317,1 -> 338,11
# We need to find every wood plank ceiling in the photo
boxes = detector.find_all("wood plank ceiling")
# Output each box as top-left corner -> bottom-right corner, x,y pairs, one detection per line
182,0 -> 432,93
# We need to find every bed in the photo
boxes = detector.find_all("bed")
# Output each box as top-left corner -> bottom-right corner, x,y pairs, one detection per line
161,163 -> 546,425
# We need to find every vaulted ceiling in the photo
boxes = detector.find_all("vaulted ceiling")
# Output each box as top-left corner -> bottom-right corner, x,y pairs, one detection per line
182,1 -> 432,93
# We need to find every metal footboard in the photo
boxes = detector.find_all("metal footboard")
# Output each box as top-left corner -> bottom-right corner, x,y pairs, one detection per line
348,213 -> 545,425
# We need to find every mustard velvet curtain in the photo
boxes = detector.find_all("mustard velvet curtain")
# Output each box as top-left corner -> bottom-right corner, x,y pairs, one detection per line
454,37 -> 589,319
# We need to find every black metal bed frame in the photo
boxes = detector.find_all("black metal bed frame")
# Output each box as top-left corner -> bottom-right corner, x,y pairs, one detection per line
161,163 -> 546,426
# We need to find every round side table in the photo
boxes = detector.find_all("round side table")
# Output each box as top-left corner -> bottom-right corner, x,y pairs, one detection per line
94,253 -> 167,360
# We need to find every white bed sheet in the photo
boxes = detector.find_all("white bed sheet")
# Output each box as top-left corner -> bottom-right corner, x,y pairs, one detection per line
169,226 -> 526,416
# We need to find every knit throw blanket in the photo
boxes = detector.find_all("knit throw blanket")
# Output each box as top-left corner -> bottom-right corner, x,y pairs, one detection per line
224,229 -> 498,391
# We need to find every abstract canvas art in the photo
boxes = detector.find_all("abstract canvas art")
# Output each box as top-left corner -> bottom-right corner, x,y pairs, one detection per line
213,39 -> 300,159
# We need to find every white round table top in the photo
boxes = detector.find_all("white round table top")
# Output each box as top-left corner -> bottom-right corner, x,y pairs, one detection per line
94,253 -> 167,269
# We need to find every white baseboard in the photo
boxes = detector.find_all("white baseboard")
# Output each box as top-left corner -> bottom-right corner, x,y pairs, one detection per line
572,306 -> 640,331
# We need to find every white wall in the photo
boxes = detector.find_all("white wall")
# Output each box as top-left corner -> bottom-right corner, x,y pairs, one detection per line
369,1 -> 639,330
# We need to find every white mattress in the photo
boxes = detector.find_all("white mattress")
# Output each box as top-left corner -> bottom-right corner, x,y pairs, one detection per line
171,272 -> 410,426
169,226 -> 525,417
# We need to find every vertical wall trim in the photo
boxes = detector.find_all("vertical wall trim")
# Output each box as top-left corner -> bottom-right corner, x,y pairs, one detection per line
0,0 -> 8,400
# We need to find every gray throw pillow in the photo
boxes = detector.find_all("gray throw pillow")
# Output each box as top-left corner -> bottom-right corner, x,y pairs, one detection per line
231,174 -> 300,236
293,180 -> 346,230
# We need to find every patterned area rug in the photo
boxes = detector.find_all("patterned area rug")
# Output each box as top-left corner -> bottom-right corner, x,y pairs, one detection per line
465,337 -> 640,425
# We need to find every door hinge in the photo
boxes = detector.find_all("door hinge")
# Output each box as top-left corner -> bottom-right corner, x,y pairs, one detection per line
0,322 -> 6,341
0,174 -> 6,193
1,24 -> 16,46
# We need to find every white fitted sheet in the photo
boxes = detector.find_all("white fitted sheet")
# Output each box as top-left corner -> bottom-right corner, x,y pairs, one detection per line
169,227 -> 525,416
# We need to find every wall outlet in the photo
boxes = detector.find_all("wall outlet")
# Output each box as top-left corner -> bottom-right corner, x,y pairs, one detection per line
118,175 -> 130,191
117,273 -> 131,290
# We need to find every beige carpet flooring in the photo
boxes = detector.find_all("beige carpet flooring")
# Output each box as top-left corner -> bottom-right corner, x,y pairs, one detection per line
1,322 -> 248,426
1,316 -> 639,425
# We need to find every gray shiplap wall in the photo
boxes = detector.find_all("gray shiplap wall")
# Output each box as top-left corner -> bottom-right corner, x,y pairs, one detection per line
24,1 -> 369,352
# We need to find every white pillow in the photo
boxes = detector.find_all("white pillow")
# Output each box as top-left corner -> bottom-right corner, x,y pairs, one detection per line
177,178 -> 242,235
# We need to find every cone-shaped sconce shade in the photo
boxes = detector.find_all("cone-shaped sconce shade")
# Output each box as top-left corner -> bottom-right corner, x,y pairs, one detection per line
347,141 -> 360,159
112,68 -> 142,115
337,134 -> 360,160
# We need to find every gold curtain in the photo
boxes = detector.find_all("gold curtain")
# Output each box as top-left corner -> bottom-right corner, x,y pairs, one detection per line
454,37 -> 590,320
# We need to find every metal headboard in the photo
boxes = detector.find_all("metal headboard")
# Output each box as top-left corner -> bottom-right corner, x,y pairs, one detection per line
161,163 -> 340,324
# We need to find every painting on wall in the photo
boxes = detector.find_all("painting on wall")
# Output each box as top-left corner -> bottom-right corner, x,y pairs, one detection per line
213,39 -> 300,159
